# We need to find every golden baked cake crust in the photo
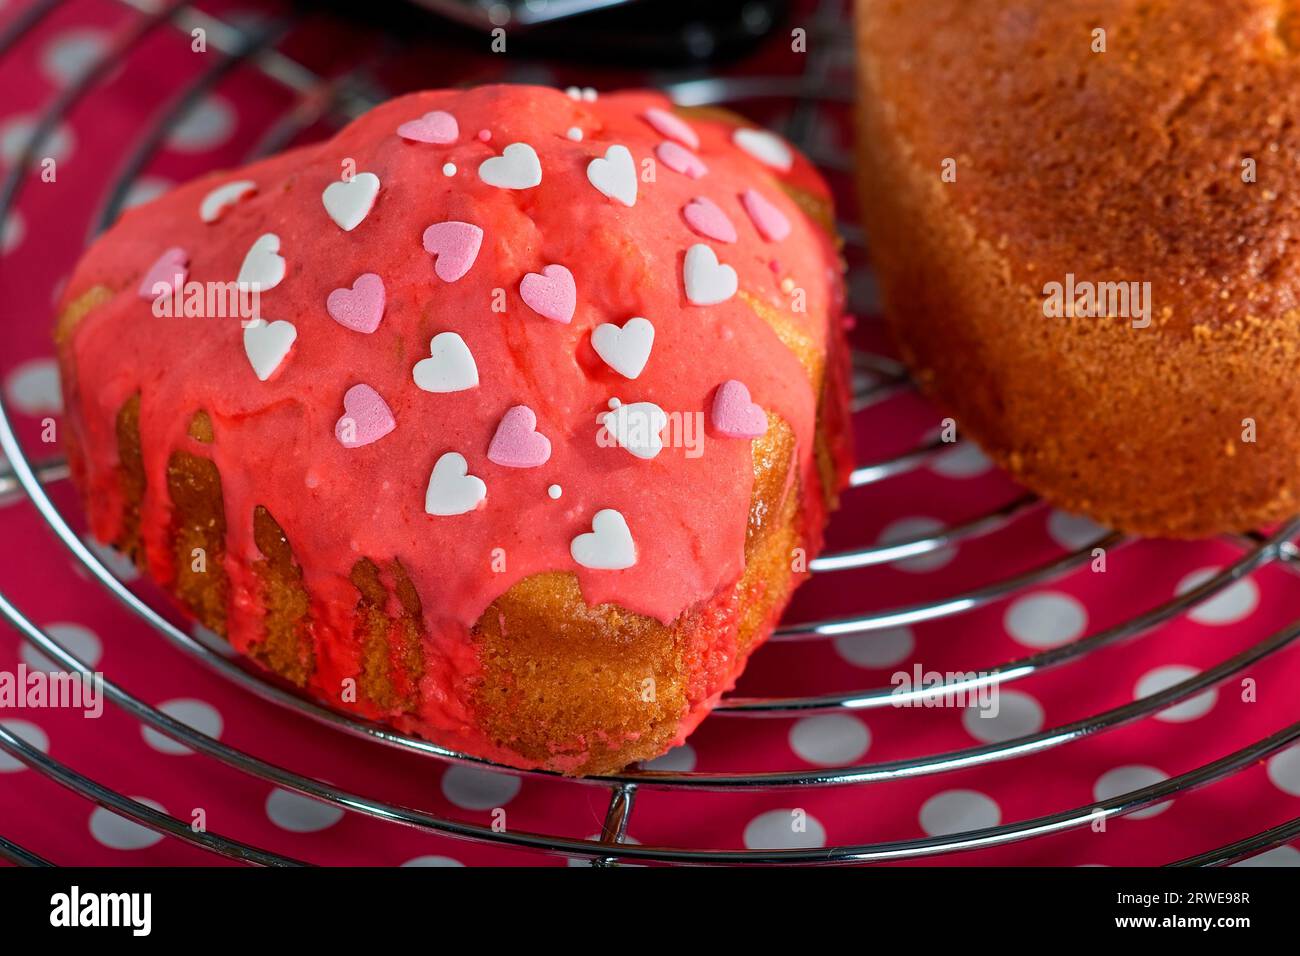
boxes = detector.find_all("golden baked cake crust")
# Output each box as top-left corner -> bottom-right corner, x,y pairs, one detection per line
857,0 -> 1300,536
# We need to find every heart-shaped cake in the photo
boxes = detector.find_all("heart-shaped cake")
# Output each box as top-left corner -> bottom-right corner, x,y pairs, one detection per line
54,85 -> 852,774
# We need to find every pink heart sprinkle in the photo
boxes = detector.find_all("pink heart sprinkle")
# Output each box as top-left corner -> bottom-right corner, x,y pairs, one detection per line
711,379 -> 768,439
335,384 -> 396,448
656,141 -> 707,179
488,404 -> 551,468
326,273 -> 385,334
642,107 -> 699,149
519,263 -> 576,324
741,188 -> 792,242
422,220 -> 483,283
138,247 -> 188,299
682,197 -> 737,243
397,110 -> 458,144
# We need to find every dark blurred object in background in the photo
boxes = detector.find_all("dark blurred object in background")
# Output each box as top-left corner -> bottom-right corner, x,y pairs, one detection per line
309,0 -> 790,66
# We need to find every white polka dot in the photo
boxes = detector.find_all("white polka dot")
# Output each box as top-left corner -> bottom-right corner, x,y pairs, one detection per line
5,358 -> 61,414
166,96 -> 235,152
1093,765 -> 1172,819
742,808 -> 826,849
79,535 -> 140,582
789,714 -> 871,765
547,483 -> 562,500
402,854 -> 464,867
442,162 -> 457,176
641,744 -> 696,772
1134,665 -> 1217,722
833,626 -> 914,669
121,176 -> 173,210
265,788 -> 345,833
1046,509 -> 1109,550
930,442 -> 993,478
566,127 -> 583,141
142,699 -> 223,755
1231,845 -> 1300,867
90,798 -> 165,850
41,29 -> 107,86
1177,567 -> 1260,626
441,765 -> 521,811
1266,744 -> 1300,796
1,116 -> 75,166
22,621 -> 102,672
1,209 -> 23,254
1004,591 -> 1087,648
0,719 -> 49,773
190,621 -> 235,657
919,789 -> 1001,836
878,516 -> 956,573
962,689 -> 1044,743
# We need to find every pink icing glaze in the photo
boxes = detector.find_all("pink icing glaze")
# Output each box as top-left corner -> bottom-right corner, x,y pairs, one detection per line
58,85 -> 848,765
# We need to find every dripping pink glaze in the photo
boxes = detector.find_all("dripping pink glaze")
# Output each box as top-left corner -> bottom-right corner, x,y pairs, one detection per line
58,86 -> 846,762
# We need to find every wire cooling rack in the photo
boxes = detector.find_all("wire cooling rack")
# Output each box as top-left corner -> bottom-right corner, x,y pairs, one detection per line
2,0 -> 1300,866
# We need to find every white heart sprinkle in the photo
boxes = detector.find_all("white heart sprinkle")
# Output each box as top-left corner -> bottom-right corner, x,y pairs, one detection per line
412,332 -> 479,393
425,452 -> 486,517
199,179 -> 255,223
322,172 -> 380,231
601,400 -> 668,460
243,319 -> 296,381
237,233 -> 285,292
591,317 -> 654,379
586,144 -> 637,207
571,509 -> 636,570
477,142 -> 542,190
683,243 -> 737,305
733,128 -> 793,171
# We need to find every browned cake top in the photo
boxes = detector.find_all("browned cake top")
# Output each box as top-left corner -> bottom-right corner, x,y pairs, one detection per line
860,0 -> 1300,336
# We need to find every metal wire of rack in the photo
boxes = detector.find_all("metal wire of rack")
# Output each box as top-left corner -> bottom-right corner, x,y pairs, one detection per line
1,0 -> 1299,866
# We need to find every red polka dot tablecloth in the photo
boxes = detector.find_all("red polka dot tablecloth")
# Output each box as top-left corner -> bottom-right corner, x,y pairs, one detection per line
1,0 -> 1299,866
